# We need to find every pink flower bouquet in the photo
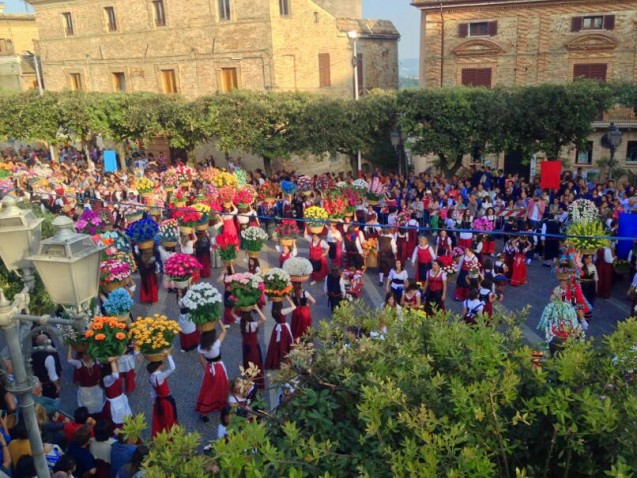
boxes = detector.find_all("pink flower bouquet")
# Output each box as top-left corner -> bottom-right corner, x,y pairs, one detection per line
225,272 -> 264,308
472,216 -> 495,232
164,253 -> 203,282
100,259 -> 132,283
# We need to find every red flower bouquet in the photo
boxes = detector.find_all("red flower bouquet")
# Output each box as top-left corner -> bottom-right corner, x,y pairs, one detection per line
164,253 -> 203,282
257,182 -> 280,202
175,164 -> 195,184
213,233 -> 238,262
275,219 -> 299,239
171,207 -> 202,227
324,192 -> 347,219
219,185 -> 236,205
234,187 -> 256,209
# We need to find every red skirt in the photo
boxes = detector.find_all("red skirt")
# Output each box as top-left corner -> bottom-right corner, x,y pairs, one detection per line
483,301 -> 493,317
152,395 -> 178,438
121,370 -> 136,394
140,272 -> 158,304
264,322 -> 293,370
195,362 -> 229,414
242,341 -> 264,389
483,240 -> 496,255
223,306 -> 235,325
310,257 -> 328,282
597,261 -> 613,299
179,330 -> 200,352
196,252 -> 211,279
510,254 -> 527,286
291,306 -> 312,340
458,238 -> 473,249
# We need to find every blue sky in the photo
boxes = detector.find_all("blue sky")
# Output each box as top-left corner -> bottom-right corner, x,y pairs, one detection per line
6,0 -> 419,60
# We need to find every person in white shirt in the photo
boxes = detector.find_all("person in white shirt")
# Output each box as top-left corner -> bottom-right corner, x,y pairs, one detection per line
147,353 -> 178,438
195,323 -> 229,422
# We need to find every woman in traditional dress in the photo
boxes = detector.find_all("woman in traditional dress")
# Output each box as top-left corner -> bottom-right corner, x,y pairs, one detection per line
219,203 -> 240,248
116,343 -> 137,394
596,246 -> 614,299
101,357 -> 132,429
264,297 -> 297,370
195,324 -> 229,422
401,281 -> 422,311
136,249 -> 158,304
510,237 -> 531,287
462,289 -> 486,326
405,213 -> 420,261
580,254 -> 598,319
326,222 -> 343,269
343,225 -> 364,270
423,259 -> 447,314
435,229 -> 453,258
147,353 -> 178,438
290,283 -> 316,340
454,247 -> 480,301
325,267 -> 346,313
67,347 -> 103,416
176,288 -> 200,352
276,242 -> 297,267
218,266 -> 237,325
411,236 -> 436,283
305,228 -> 329,285
239,306 -> 267,389
482,207 -> 498,256
502,238 -> 517,279
478,278 -> 497,318
386,260 -> 408,304
457,209 -> 474,249
194,231 -> 211,279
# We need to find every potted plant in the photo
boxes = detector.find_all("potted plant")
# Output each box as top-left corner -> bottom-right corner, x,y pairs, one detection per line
175,164 -> 195,188
234,187 -> 257,213
58,324 -> 89,353
566,220 -> 609,255
304,206 -> 328,234
170,188 -> 188,208
103,288 -> 134,324
472,216 -> 495,232
164,253 -> 203,288
75,210 -> 106,235
262,268 -> 293,302
125,218 -> 159,250
100,259 -> 132,292
341,186 -> 362,217
280,180 -> 297,197
537,299 -> 584,344
240,226 -> 269,258
129,314 -> 181,362
159,219 -> 180,248
199,167 -> 219,185
84,316 -> 129,362
362,237 -> 378,269
181,283 -> 223,332
171,207 -> 202,235
568,198 -> 599,223
275,219 -> 299,247
438,255 -> 458,278
213,233 -> 238,265
324,192 -> 347,220
282,257 -> 313,283
225,272 -> 264,311
135,177 -> 155,197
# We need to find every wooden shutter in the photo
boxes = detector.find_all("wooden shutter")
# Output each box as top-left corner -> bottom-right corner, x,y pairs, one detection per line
458,23 -> 468,38
603,15 -> 615,30
461,68 -> 492,88
318,53 -> 331,88
571,16 -> 582,32
488,21 -> 498,36
573,64 -> 607,81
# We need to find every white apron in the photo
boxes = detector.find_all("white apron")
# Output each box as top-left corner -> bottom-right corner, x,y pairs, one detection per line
78,385 -> 104,414
107,394 -> 132,425
117,354 -> 136,374
178,313 -> 197,335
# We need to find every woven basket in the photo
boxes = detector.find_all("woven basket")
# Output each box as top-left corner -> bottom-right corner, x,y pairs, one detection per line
196,322 -> 216,332
137,240 -> 155,250
237,305 -> 255,312
556,271 -> 570,281
308,225 -> 324,235
223,260 -> 235,267
195,223 -> 209,232
161,241 -> 178,248
126,213 -> 143,223
290,274 -> 310,283
268,296 -> 283,302
365,253 -> 378,269
116,314 -> 131,325
247,251 -> 260,258
367,199 -> 378,206
173,278 -> 191,289
103,280 -> 125,292
144,348 -> 172,363
180,226 -> 193,235
579,248 -> 598,255
279,238 -> 294,247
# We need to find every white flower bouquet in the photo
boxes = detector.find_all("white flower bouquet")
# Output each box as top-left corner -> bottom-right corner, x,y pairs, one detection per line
182,282 -> 223,326
240,226 -> 269,252
282,257 -> 313,282
568,199 -> 599,224
352,179 -> 369,190
261,268 -> 293,300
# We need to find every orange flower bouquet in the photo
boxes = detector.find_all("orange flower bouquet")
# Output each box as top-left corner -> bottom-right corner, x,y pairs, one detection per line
85,316 -> 128,361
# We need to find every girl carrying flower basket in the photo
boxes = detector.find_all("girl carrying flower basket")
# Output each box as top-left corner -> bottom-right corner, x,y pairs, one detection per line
164,253 -> 203,289
181,283 -> 223,332
238,305 -> 268,389
264,297 -> 297,370
240,226 -> 268,258
195,324 -> 229,421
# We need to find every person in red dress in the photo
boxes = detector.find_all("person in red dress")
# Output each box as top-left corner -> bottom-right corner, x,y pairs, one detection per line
136,250 -> 158,304
510,237 -> 531,287
147,353 -> 178,438
276,243 -> 297,267
219,204 -> 240,248
264,297 -> 297,370
435,230 -> 453,258
405,214 -> 420,262
411,236 -> 436,283
424,259 -> 447,314
326,222 -> 343,269
482,208 -> 498,256
454,248 -> 480,301
290,283 -> 316,340
176,288 -> 200,352
239,306 -> 267,389
248,257 -> 266,309
101,357 -> 132,428
305,228 -> 329,285
218,266 -> 237,325
596,246 -> 614,299
67,347 -> 103,416
194,231 -> 212,279
478,278 -> 497,317
195,324 -> 229,422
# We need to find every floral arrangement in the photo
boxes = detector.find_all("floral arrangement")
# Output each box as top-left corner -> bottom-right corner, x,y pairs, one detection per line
240,226 -> 269,252
341,186 -> 363,214
204,196 -> 223,213
396,211 -> 411,227
225,272 -> 264,308
0,170 -> 10,179
159,219 -> 180,242
297,176 -> 313,193
537,299 -> 583,342
234,187 -> 256,209
125,218 -> 159,244
554,256 -> 575,280
438,255 -> 457,275
282,257 -> 313,276
171,207 -> 202,228
85,316 -> 128,361
119,201 -> 144,219
170,188 -> 188,206
212,171 -> 237,188
161,169 -> 179,188
218,185 -> 236,205
275,219 -> 299,239
175,164 -> 195,184
566,220 -> 609,252
199,167 -> 219,184
315,175 -> 334,191
352,179 -> 369,190
100,259 -> 132,284
468,265 -> 481,279
75,210 -> 106,235
0,179 -> 14,197
103,288 -> 134,316
569,199 -> 599,224
181,283 -> 223,325
452,246 -> 465,258
192,203 -> 211,223
304,206 -> 328,228
101,231 -> 132,253
233,169 -> 247,187
135,177 -> 155,195
280,180 -> 297,195
362,237 -> 378,255
146,196 -> 165,216
164,253 -> 203,281
213,233 -> 238,262
262,268 -> 293,299
367,177 -> 387,201
129,314 -> 181,355
472,216 -> 495,232
257,181 -> 280,202
324,192 -> 347,219
58,324 -> 88,347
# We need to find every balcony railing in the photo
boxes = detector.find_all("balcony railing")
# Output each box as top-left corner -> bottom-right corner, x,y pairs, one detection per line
594,107 -> 637,126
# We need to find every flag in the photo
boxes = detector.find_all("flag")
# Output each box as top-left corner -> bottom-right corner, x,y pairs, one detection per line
540,161 -> 561,190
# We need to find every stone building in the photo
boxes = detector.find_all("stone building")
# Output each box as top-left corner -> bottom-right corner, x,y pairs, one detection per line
29,0 -> 399,99
412,0 -> 637,178
0,2 -> 39,91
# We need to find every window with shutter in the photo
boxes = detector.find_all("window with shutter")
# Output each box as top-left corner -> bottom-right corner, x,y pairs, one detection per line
603,15 -> 615,30
318,53 -> 331,88
571,16 -> 582,32
488,21 -> 498,36
582,15 -> 603,30
573,63 -> 607,81
461,68 -> 492,88
469,22 -> 489,36
458,23 -> 468,38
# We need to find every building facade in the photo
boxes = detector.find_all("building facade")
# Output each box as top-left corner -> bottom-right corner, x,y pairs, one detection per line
29,0 -> 399,99
412,0 -> 637,176
0,3 -> 39,91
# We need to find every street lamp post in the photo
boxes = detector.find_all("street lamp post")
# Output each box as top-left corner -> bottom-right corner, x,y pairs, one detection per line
390,129 -> 408,177
347,30 -> 362,177
0,197 -> 103,478
607,122 -> 623,181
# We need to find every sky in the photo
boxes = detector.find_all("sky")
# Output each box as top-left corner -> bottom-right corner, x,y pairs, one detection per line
4,0 -> 420,60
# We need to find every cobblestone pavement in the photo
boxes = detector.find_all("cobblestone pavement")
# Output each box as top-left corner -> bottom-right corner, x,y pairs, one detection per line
46,234 -> 633,444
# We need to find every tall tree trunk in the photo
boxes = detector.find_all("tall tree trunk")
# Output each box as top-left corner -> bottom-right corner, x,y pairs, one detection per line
116,142 -> 127,171
439,153 -> 465,180
263,156 -> 272,178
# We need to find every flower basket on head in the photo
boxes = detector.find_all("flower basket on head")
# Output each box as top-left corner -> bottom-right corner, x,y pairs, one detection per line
438,255 -> 457,276
280,180 -> 297,196
262,268 -> 293,301
568,199 -> 599,224
75,210 -> 106,236
58,324 -> 88,352
240,226 -> 268,254
233,168 -> 247,187
218,185 -> 236,209
297,176 -> 313,196
341,186 -> 363,215
100,259 -> 132,291
161,168 -> 179,191
472,216 -> 495,232
212,171 -> 238,189
324,192 -> 347,219
257,181 -> 280,203
225,273 -> 264,309
129,314 -> 181,362
175,164 -> 196,186
135,177 -> 155,197
275,220 -> 299,246
171,207 -> 202,235
304,206 -> 328,234
199,167 -> 219,185
282,257 -> 313,283
234,187 -> 257,212
164,253 -> 203,285
103,288 -> 134,320
125,218 -> 159,250
538,299 -> 584,343
84,316 -> 128,362
159,219 -> 180,247
182,283 -> 223,330
214,233 -> 238,265
566,220 -> 609,253
367,177 -> 387,205
120,202 -> 144,223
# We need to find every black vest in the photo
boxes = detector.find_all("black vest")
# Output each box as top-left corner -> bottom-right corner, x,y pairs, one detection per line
31,350 -> 62,384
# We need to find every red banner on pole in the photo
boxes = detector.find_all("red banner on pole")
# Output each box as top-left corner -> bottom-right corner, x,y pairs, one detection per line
540,161 -> 561,190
